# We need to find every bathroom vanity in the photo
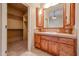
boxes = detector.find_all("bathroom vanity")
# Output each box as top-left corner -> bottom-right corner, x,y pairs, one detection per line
35,3 -> 76,56
34,32 -> 77,56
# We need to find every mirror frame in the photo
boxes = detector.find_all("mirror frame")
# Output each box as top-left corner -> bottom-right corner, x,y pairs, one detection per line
43,3 -> 66,29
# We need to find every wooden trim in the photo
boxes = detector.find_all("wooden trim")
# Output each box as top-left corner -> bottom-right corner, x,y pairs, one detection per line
62,3 -> 75,34
70,3 -> 75,26
8,13 -> 23,20
74,39 -> 77,56
69,3 -> 75,34
36,8 -> 39,27
63,3 -> 66,31
41,8 -> 44,28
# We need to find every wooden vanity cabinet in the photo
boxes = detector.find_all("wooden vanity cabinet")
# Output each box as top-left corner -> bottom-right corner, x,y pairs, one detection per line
59,37 -> 76,56
59,38 -> 75,45
41,38 -> 48,51
59,43 -> 75,56
48,41 -> 59,55
34,34 -> 41,48
34,34 -> 76,56
34,34 -> 40,43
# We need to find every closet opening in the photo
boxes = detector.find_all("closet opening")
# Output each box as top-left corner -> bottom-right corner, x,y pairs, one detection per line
7,3 -> 28,56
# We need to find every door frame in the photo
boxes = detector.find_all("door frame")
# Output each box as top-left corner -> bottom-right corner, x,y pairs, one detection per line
2,3 -> 31,56
2,3 -> 7,56
23,3 -> 31,51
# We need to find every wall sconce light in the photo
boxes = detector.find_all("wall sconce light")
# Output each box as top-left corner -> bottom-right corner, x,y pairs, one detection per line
52,16 -> 56,20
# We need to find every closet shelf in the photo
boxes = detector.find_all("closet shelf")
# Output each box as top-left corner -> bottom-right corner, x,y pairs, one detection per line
8,29 -> 23,30
8,13 -> 23,20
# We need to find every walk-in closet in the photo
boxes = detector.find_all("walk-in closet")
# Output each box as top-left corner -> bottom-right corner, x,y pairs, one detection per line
7,3 -> 28,56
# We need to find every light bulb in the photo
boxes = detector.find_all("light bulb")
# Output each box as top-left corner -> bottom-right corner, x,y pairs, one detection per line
44,3 -> 59,8
52,16 -> 56,19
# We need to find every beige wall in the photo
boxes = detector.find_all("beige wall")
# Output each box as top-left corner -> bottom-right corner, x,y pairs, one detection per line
66,3 -> 70,25
23,3 -> 40,51
0,3 -> 2,56
0,3 -> 7,56
75,3 -> 79,56
2,3 -> 7,56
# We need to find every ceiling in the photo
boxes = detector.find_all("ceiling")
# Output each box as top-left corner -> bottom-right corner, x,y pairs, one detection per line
8,3 -> 28,14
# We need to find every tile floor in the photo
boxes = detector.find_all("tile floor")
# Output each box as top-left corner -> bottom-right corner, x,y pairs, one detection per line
20,48 -> 51,56
7,40 -> 27,56
7,40 -> 51,56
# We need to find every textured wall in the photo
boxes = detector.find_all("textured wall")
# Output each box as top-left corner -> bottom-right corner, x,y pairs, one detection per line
75,3 -> 79,56
0,3 -> 2,56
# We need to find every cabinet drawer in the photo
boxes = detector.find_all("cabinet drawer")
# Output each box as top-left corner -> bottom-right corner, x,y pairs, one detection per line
59,44 -> 75,56
41,36 -> 58,42
41,39 -> 48,51
35,34 -> 40,43
35,43 -> 40,48
59,38 -> 75,45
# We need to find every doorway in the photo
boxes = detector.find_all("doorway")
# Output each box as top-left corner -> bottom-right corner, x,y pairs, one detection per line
7,3 -> 28,56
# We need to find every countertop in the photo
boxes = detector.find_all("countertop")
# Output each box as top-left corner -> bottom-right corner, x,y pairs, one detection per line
35,32 -> 77,39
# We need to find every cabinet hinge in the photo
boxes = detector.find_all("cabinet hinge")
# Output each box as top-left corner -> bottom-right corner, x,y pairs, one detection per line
5,25 -> 7,28
5,50 -> 7,54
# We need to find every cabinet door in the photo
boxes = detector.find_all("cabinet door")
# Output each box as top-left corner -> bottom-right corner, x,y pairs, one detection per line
35,43 -> 40,48
59,38 -> 75,46
59,44 -> 75,56
34,34 -> 41,48
41,39 -> 48,51
34,34 -> 40,43
48,41 -> 59,55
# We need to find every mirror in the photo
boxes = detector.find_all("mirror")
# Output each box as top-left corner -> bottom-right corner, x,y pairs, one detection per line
44,3 -> 64,28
